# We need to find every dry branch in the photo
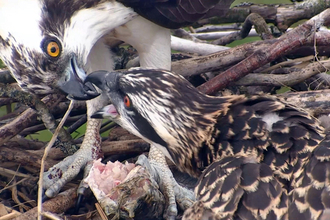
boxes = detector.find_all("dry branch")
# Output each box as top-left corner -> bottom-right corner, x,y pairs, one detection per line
235,59 -> 330,87
0,146 -> 57,170
197,9 -> 330,94
0,109 -> 37,146
212,13 -> 273,45
12,188 -> 77,220
102,139 -> 150,155
171,36 -> 228,55
279,89 -> 330,116
0,87 -> 68,144
172,30 -> 330,79
198,0 -> 330,31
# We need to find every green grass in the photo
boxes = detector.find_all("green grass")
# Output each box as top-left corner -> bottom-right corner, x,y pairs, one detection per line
0,105 -> 8,117
0,59 -> 4,68
276,86 -> 291,94
226,36 -> 262,47
26,129 -> 53,142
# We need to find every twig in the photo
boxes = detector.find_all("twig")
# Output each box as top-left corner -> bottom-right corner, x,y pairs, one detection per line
95,203 -> 108,220
41,212 -> 63,220
13,188 -> 77,220
0,167 -> 31,178
66,114 -> 87,134
11,179 -> 30,212
235,59 -> 330,87
195,24 -> 241,33
0,177 -> 33,194
0,146 -> 57,170
263,55 -> 314,72
191,29 -> 258,40
212,13 -> 273,45
171,36 -> 228,55
172,28 -> 203,42
37,100 -> 75,220
15,190 -> 37,208
0,210 -> 21,220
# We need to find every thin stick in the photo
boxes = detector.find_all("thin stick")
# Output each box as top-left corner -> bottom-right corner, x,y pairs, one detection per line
37,100 -> 75,220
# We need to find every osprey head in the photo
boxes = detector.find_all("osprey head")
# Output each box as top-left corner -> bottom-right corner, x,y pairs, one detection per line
84,69 -> 224,170
0,0 -> 135,99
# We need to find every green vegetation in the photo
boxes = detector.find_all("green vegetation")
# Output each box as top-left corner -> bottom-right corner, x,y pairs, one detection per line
226,36 -> 261,47
0,105 -> 8,117
276,86 -> 291,94
0,59 -> 5,68
26,129 -> 53,142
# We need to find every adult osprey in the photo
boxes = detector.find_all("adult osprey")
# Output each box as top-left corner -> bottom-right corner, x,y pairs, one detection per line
0,0 -> 224,217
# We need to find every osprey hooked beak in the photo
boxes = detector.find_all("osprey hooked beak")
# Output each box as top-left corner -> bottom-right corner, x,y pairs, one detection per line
59,56 -> 100,100
74,70 -> 120,117
84,70 -> 119,91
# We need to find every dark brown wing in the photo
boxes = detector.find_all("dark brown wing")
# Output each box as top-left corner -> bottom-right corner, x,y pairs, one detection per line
117,0 -> 233,29
185,95 -> 325,219
210,96 -> 324,187
289,138 -> 330,220
183,156 -> 288,220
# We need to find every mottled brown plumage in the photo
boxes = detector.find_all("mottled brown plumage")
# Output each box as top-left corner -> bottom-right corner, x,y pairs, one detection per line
82,68 -> 330,220
118,0 -> 227,29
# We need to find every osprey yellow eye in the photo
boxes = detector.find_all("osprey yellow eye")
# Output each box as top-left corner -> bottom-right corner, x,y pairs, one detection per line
42,37 -> 62,58
124,95 -> 131,108
46,41 -> 60,57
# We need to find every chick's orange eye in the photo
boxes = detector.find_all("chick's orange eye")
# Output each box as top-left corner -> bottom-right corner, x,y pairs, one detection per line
124,96 -> 131,108
46,41 -> 60,57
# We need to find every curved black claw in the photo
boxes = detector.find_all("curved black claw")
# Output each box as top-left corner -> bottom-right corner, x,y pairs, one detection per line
75,193 -> 84,213
42,193 -> 50,202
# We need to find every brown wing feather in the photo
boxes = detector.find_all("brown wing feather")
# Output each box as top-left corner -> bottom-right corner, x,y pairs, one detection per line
183,156 -> 287,220
190,96 -> 325,219
289,138 -> 330,220
212,96 -> 324,186
117,0 -> 231,28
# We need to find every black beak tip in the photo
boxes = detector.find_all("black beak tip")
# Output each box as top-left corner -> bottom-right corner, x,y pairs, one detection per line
91,112 -> 105,119
67,92 -> 100,101
60,81 -> 101,101
84,70 -> 110,90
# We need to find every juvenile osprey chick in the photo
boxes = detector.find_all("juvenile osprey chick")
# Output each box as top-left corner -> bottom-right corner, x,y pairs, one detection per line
83,69 -> 330,220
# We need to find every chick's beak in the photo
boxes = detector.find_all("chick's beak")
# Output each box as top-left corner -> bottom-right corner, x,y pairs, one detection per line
91,104 -> 119,119
84,70 -> 120,91
59,56 -> 100,100
83,70 -> 109,91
